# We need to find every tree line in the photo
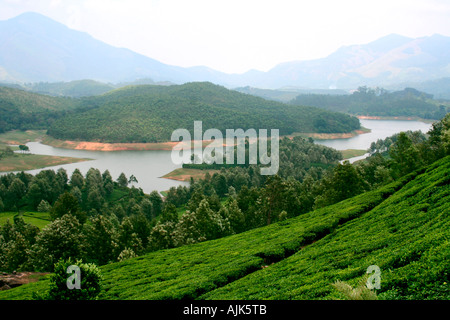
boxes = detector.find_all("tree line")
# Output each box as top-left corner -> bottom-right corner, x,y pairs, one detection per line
290,86 -> 450,120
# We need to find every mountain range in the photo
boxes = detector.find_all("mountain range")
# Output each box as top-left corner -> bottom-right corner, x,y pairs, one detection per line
1,12 -> 450,90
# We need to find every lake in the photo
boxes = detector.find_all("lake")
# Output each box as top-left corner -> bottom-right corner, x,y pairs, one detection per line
5,119 -> 433,194
21,142 -> 191,194
315,119 -> 433,162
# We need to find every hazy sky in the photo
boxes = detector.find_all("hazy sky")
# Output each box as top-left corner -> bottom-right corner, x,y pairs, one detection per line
1,0 -> 450,74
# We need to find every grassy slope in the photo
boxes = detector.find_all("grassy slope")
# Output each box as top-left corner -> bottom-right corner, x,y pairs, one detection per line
0,212 -> 51,230
161,168 -> 220,182
0,156 -> 448,300
0,86 -> 77,113
0,130 -> 47,145
0,154 -> 90,172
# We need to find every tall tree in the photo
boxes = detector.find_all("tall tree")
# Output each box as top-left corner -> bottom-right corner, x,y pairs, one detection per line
51,192 -> 86,224
389,132 -> 421,177
117,173 -> 128,188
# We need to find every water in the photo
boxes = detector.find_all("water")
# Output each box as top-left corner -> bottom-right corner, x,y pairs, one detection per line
20,142 -> 190,194
2,119 -> 434,193
315,119 -> 433,163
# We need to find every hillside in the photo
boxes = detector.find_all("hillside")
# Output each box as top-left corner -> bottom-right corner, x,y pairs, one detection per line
1,155 -> 448,300
0,86 -> 77,133
290,87 -> 450,120
46,82 -> 361,143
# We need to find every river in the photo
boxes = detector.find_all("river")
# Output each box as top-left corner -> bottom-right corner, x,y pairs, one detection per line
5,119 -> 433,194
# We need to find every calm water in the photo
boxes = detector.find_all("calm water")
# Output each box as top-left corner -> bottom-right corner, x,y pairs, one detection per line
315,119 -> 433,162
3,119 -> 433,193
21,142 -> 190,194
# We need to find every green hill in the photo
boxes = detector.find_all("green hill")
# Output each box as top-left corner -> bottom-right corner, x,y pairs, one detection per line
0,86 -> 77,133
47,82 -> 361,143
1,155 -> 448,300
290,87 -> 450,120
25,80 -> 116,98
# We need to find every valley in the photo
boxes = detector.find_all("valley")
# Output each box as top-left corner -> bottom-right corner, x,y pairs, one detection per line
0,6 -> 449,307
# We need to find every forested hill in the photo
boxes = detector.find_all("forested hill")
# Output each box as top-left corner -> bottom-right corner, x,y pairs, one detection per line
47,82 -> 361,143
290,87 -> 450,120
0,86 -> 78,133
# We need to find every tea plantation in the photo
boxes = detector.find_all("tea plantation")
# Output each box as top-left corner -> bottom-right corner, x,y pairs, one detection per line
1,156 -> 448,300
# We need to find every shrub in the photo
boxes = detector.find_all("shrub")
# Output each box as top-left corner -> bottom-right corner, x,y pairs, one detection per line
34,258 -> 102,300
37,200 -> 51,213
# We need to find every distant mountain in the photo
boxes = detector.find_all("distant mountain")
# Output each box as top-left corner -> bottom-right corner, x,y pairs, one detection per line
386,77 -> 450,100
0,12 -> 222,84
245,33 -> 450,89
1,12 -> 450,89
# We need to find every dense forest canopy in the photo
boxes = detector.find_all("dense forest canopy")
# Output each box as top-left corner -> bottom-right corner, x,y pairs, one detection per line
290,86 -> 450,119
46,82 -> 361,143
0,86 -> 78,133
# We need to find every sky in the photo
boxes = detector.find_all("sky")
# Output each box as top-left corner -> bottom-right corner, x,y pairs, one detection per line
1,0 -> 450,74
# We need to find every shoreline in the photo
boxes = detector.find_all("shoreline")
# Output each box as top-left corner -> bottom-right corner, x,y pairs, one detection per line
356,115 -> 436,124
0,154 -> 91,173
40,128 -> 373,151
289,127 -> 371,140
161,168 -> 220,182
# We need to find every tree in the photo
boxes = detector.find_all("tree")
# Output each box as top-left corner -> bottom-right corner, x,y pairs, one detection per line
118,217 -> 143,256
129,213 -> 151,249
149,190 -> 163,217
212,173 -> 228,197
315,161 -> 363,208
222,198 -> 245,234
425,113 -> 450,162
259,175 -> 286,225
128,174 -> 138,187
83,215 -> 119,265
389,132 -> 421,177
28,214 -> 86,271
140,198 -> 153,221
148,220 -> 177,251
160,203 -> 179,224
56,168 -> 68,192
37,258 -> 102,300
102,170 -> 114,196
37,199 -> 51,213
7,178 -> 26,211
18,145 -> 29,153
27,182 -> 44,209
86,168 -> 105,197
70,186 -> 83,205
117,173 -> 128,188
70,169 -> 85,189
87,187 -> 104,212
172,210 -> 203,247
0,216 -> 38,272
50,192 -> 86,224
